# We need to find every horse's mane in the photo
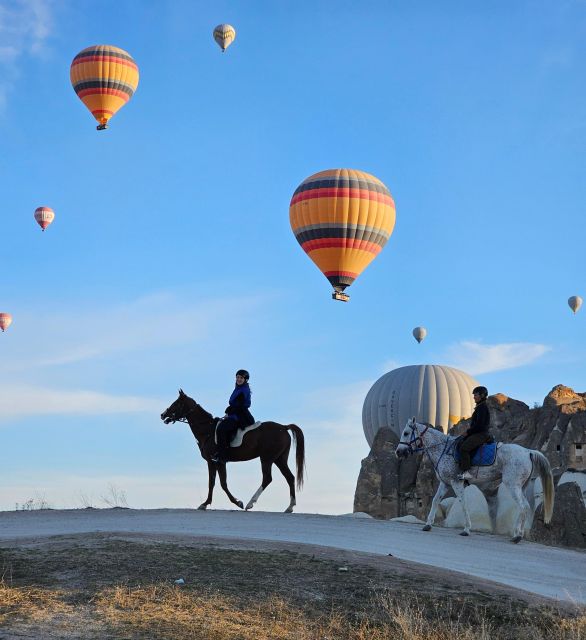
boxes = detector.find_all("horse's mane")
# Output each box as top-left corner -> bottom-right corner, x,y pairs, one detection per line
183,393 -> 215,421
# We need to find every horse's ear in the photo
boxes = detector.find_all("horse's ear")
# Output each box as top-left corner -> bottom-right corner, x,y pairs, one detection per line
179,388 -> 184,396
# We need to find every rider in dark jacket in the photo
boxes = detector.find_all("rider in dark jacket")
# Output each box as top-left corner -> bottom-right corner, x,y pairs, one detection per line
458,386 -> 492,480
211,369 -> 255,464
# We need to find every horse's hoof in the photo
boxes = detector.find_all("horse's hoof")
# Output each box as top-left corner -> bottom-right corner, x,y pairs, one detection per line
245,503 -> 253,511
459,531 -> 470,536
284,507 -> 293,513
422,524 -> 432,532
197,504 -> 208,511
236,500 -> 244,510
511,536 -> 522,544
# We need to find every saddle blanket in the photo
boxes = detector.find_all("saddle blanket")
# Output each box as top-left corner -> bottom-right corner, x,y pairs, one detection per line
453,441 -> 498,466
214,421 -> 263,447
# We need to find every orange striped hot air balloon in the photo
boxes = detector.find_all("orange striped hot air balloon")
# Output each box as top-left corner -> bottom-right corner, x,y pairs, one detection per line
34,206 -> 55,231
70,45 -> 139,130
0,313 -> 12,332
289,169 -> 396,301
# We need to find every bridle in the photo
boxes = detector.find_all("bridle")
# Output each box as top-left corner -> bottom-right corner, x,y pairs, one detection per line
402,420 -> 430,454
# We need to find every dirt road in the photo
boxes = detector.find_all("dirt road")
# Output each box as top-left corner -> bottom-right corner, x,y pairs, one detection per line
1,508 -> 583,603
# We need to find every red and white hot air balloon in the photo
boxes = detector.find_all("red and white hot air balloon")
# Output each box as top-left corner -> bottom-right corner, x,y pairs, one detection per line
0,312 -> 13,332
34,206 -> 55,231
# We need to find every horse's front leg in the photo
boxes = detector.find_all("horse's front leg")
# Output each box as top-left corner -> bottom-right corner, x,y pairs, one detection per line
217,463 -> 244,509
452,481 -> 472,536
198,462 -> 217,510
422,481 -> 449,531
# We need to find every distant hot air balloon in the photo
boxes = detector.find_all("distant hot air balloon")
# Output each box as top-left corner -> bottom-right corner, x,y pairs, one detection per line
70,45 -> 139,130
289,169 -> 396,302
0,312 -> 12,332
568,296 -> 583,314
213,24 -> 236,51
362,364 -> 480,445
34,206 -> 55,231
412,326 -> 427,343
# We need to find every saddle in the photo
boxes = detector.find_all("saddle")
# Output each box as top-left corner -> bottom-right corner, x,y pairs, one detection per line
453,436 -> 498,467
214,420 -> 263,447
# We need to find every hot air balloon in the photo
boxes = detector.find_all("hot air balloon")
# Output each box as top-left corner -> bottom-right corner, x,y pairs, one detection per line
34,206 -> 54,231
362,365 -> 480,445
0,313 -> 12,332
70,45 -> 139,130
213,24 -> 236,51
412,327 -> 427,343
289,169 -> 396,301
568,296 -> 583,314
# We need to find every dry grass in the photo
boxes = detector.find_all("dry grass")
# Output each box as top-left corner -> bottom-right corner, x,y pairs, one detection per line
91,582 -> 586,640
0,581 -> 72,624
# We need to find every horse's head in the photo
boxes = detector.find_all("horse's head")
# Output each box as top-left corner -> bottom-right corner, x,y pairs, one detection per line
395,417 -> 427,458
161,389 -> 197,424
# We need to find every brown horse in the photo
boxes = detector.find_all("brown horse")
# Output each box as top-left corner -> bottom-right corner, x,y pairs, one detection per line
161,390 -> 305,512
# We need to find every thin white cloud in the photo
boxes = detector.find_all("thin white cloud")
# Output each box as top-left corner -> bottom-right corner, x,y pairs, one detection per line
445,340 -> 551,375
0,0 -> 53,108
1,291 -> 264,373
0,384 -> 163,420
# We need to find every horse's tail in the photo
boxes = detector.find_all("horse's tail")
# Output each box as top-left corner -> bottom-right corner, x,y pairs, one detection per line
530,451 -> 555,524
287,424 -> 305,491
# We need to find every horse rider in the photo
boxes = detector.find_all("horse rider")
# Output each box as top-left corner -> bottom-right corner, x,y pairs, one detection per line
458,386 -> 492,480
211,369 -> 255,464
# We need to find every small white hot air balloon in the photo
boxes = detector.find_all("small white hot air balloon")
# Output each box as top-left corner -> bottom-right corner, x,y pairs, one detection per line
412,326 -> 427,344
568,296 -> 583,314
34,206 -> 55,231
213,24 -> 236,52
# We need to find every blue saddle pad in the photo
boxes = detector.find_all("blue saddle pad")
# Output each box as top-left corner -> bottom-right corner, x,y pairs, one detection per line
453,441 -> 497,466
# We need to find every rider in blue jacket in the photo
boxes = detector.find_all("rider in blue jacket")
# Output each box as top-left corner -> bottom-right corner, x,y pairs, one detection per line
211,369 -> 255,463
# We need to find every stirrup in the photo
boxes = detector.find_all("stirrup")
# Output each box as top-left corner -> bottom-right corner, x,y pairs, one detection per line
458,471 -> 473,480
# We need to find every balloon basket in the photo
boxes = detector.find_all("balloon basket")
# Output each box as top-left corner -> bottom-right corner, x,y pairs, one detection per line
332,291 -> 350,302
96,124 -> 108,131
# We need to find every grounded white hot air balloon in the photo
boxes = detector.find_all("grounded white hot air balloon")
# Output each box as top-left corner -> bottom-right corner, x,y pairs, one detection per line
362,364 -> 480,446
412,326 -> 427,343
568,296 -> 583,314
213,24 -> 236,52
34,206 -> 55,231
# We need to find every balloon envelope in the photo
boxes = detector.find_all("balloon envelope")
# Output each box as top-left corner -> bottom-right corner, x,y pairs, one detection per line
70,45 -> 139,129
34,206 -> 54,231
362,364 -> 480,446
0,312 -> 12,332
213,24 -> 236,51
568,296 -> 583,314
289,169 -> 396,299
412,327 -> 427,343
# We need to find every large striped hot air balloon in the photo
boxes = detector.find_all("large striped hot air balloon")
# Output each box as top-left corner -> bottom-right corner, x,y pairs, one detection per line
34,206 -> 54,231
70,45 -> 139,130
213,24 -> 236,51
0,313 -> 12,332
289,169 -> 396,301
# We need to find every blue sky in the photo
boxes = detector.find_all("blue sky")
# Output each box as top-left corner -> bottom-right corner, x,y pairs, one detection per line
0,0 -> 585,513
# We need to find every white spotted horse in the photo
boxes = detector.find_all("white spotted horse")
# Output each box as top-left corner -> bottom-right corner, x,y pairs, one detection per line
161,390 -> 305,513
396,418 -> 554,542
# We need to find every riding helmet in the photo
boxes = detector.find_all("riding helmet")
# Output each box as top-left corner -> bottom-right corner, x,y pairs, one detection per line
236,369 -> 250,381
473,386 -> 488,397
